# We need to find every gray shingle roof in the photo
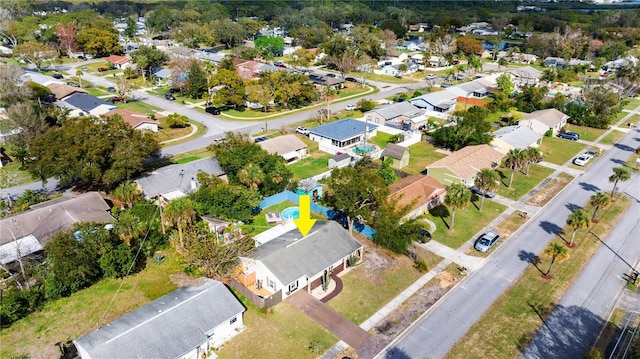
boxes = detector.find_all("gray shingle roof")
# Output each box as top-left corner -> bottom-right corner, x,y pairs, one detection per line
370,102 -> 423,120
332,152 -> 351,162
383,143 -> 408,160
135,157 -> 225,199
309,119 -> 378,142
74,279 -> 245,359
255,221 -> 362,285
410,91 -> 457,109
64,93 -> 113,112
493,125 -> 542,149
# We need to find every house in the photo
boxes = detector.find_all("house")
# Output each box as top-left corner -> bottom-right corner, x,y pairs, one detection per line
105,55 -> 130,69
428,56 -> 448,67
543,57 -> 566,68
153,67 -> 173,85
491,125 -> 542,154
382,143 -> 410,169
74,278 -> 245,359
446,77 -> 495,99
135,157 -> 226,202
102,109 -> 160,132
309,118 -> 378,150
364,102 -> 426,129
410,91 -> 457,113
388,175 -> 447,219
328,152 -> 352,168
0,192 -> 113,265
519,108 -> 569,136
425,144 -> 504,186
507,66 -> 543,87
307,73 -> 344,88
57,93 -> 117,117
47,83 -> 88,100
238,221 -> 363,301
258,134 -> 308,163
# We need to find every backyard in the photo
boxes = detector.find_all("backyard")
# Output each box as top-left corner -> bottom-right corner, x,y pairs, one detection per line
404,141 -> 447,175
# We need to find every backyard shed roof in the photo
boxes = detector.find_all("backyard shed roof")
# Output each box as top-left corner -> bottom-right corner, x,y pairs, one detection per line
383,143 -> 408,160
310,118 -> 378,142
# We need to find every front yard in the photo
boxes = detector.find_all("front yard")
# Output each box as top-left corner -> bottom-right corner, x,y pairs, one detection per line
566,125 -> 607,142
538,136 -> 586,165
496,164 -> 556,201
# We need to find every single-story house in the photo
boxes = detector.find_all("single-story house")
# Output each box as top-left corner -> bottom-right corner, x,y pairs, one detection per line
309,118 -> 378,149
153,67 -> 173,85
519,108 -> 569,136
135,157 -> 226,202
258,134 -> 308,163
425,144 -> 504,186
428,56 -> 448,67
507,66 -> 543,87
47,83 -> 88,101
57,93 -> 117,117
238,221 -> 363,301
388,175 -> 446,219
380,62 -> 419,76
382,143 -> 410,169
105,54 -> 130,69
74,278 -> 245,359
543,57 -> 566,68
446,77 -> 494,99
491,125 -> 542,154
328,152 -> 352,168
410,91 -> 457,113
102,109 -> 160,132
308,73 -> 345,88
0,192 -> 113,265
364,102 -> 426,129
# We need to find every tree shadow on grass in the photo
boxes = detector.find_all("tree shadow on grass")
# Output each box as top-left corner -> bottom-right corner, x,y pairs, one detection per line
429,205 -> 450,230
518,250 -> 544,275
496,168 -> 509,187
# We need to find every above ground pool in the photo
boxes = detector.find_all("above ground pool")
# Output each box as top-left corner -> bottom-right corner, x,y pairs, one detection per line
281,206 -> 300,220
352,145 -> 376,154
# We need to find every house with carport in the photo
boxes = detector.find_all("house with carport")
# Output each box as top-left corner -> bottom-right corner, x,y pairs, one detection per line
425,144 -> 504,187
491,125 -> 542,154
309,118 -> 378,154
257,134 -> 308,163
74,278 -> 245,359
364,101 -> 426,129
236,221 -> 363,303
388,175 -> 446,219
519,108 -> 569,136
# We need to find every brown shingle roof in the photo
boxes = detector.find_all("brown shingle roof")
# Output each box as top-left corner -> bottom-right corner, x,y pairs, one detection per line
47,83 -> 88,100
258,135 -> 307,155
426,144 -> 504,179
103,109 -> 159,129
388,175 -> 446,212
522,108 -> 569,128
105,55 -> 129,65
383,143 -> 407,160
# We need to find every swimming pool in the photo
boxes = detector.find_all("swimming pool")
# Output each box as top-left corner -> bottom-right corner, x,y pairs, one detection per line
352,145 -> 376,154
281,206 -> 300,220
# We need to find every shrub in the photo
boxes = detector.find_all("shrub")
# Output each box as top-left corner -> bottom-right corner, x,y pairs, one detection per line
165,113 -> 190,128
413,259 -> 428,273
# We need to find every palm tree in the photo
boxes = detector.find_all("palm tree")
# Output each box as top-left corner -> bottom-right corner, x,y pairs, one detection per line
504,149 -> 526,188
164,197 -> 196,250
609,167 -> 631,197
238,163 -> 265,189
590,192 -> 610,222
76,69 -> 84,88
566,208 -> 590,247
467,54 -> 482,75
110,182 -> 141,208
543,242 -> 569,277
115,211 -> 143,245
524,147 -> 542,175
443,183 -> 471,230
474,168 -> 500,211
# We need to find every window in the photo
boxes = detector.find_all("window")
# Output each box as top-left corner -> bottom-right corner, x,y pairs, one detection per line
268,279 -> 274,288
229,316 -> 237,325
289,280 -> 298,293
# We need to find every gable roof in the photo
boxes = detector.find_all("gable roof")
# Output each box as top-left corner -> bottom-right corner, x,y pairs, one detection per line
47,83 -> 88,100
493,125 -> 542,149
370,102 -> 423,120
309,119 -> 378,142
258,135 -> 307,155
105,55 -> 129,65
389,175 -> 446,213
135,157 -> 225,199
102,109 -> 160,129
308,74 -> 345,86
153,67 -> 172,78
508,66 -> 543,80
522,108 -> 569,128
331,152 -> 351,162
74,279 -> 245,359
0,192 -> 113,264
64,93 -> 114,112
410,91 -> 457,109
383,143 -> 408,160
254,221 -> 362,285
427,144 -> 504,179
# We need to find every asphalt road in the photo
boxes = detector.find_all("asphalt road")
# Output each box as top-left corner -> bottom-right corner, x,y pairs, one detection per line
377,127 -> 640,359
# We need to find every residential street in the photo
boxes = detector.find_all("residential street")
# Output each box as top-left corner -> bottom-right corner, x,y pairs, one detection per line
377,126 -> 640,359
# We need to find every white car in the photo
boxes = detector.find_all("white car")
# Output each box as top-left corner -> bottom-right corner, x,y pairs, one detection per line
345,104 -> 356,111
426,74 -> 437,80
296,126 -> 310,136
573,154 -> 590,166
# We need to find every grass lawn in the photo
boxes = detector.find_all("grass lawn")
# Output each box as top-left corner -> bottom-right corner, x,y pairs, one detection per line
404,141 -> 447,175
117,100 -> 161,114
170,147 -> 215,164
83,86 -> 112,97
426,200 -> 507,249
369,132 -> 395,147
289,152 -> 333,180
538,136 -> 586,165
448,195 -> 631,359
216,299 -> 337,359
618,114 -> 640,127
327,251 -> 423,324
599,130 -> 626,145
469,210 -> 529,257
495,164 -> 555,201
346,71 -> 416,84
0,161 -> 38,186
1,253 -> 184,359
525,173 -> 574,207
566,125 -> 607,142
156,120 -> 204,145
622,99 -> 640,110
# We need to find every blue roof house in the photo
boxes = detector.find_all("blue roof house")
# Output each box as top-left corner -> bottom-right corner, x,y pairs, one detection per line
309,118 -> 378,151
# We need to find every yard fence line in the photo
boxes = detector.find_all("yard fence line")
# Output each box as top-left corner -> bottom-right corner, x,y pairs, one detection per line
228,278 -> 282,308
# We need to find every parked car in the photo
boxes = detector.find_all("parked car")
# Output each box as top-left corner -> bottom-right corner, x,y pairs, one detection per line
558,131 -> 580,141
325,73 -> 336,78
296,126 -> 310,136
345,104 -> 356,111
418,229 -> 432,243
77,55 -> 86,61
426,74 -> 437,80
66,82 -> 80,87
110,96 -> 125,102
205,106 -> 220,115
474,231 -> 500,252
97,67 -> 109,72
573,154 -> 590,166
585,150 -> 598,159
470,185 -> 497,198
52,73 -> 63,79
254,136 -> 268,143
164,94 -> 175,101
345,77 -> 358,82
440,82 -> 453,88
107,86 -> 116,92
169,87 -> 180,93
81,66 -> 88,71
274,61 -> 287,68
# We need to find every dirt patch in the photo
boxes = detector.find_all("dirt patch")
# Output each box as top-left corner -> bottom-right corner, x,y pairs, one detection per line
169,272 -> 197,287
526,175 -> 572,207
353,233 -> 402,285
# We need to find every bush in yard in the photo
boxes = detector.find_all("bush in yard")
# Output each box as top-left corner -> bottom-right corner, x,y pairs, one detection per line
357,98 -> 377,111
389,133 -> 403,143
413,258 -> 428,272
164,113 -> 190,128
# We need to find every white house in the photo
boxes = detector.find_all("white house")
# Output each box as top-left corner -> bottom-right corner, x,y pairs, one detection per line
410,91 -> 457,113
491,125 -> 543,154
74,279 -> 246,359
364,101 -> 426,129
519,108 -> 570,136
258,134 -> 308,163
309,118 -> 378,153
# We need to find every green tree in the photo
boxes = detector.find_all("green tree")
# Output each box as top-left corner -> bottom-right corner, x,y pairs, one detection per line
12,41 -> 57,70
76,28 -> 122,57
524,147 -> 542,175
246,83 -> 275,112
4,103 -> 48,152
378,157 -> 397,185
323,166 -> 389,233
589,192 -> 610,221
210,18 -> 247,48
185,61 -> 208,99
124,16 -> 137,39
566,208 -> 590,247
110,181 -> 142,208
255,36 -> 285,58
210,69 -> 246,108
238,163 -> 265,189
443,183 -> 471,230
372,198 -> 423,254
455,37 -> 483,56
609,167 -> 631,197
543,242 -> 569,277
75,69 -> 84,88
189,183 -> 260,222
129,45 -> 169,82
172,22 -> 213,48
504,149 -> 526,188
431,107 -> 493,151
474,168 -> 500,211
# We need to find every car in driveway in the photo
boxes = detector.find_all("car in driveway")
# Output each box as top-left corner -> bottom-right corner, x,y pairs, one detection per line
97,67 -> 109,72
254,136 -> 269,143
296,126 -> 310,136
426,74 -> 437,80
66,82 -> 80,87
418,229 -> 432,243
573,154 -> 590,166
345,104 -> 356,111
110,96 -> 125,102
164,93 -> 176,101
558,131 -> 580,141
470,185 -> 496,198
205,106 -> 220,115
474,231 -> 500,252
52,73 -> 63,79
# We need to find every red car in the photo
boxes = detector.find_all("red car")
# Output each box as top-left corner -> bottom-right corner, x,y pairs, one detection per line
110,96 -> 124,102
97,67 -> 109,72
